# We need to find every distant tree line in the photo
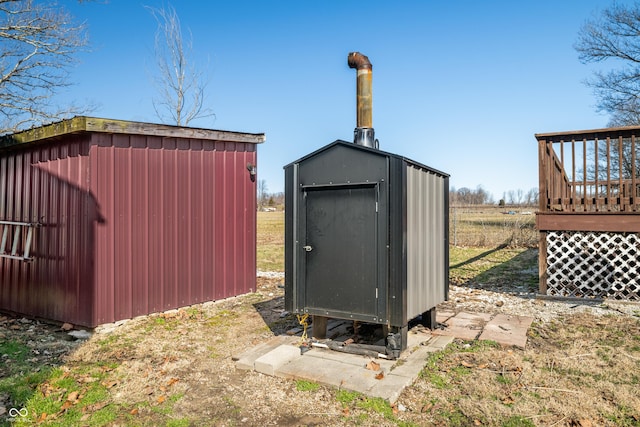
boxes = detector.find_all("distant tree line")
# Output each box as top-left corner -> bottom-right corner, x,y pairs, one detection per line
258,181 -> 539,209
450,186 -> 538,206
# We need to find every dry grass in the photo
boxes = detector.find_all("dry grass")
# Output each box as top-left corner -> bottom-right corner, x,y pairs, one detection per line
257,211 -> 284,271
2,207 -> 639,426
400,313 -> 640,426
451,205 -> 537,248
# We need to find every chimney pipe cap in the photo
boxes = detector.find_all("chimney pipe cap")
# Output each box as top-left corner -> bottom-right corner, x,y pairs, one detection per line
348,52 -> 372,70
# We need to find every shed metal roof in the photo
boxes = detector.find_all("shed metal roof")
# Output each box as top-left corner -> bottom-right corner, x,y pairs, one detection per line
0,116 -> 266,149
285,140 -> 449,178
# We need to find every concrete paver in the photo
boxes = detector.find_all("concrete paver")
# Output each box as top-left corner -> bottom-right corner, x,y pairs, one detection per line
236,311 -> 532,403
479,313 -> 534,349
234,335 -> 297,370
254,344 -> 302,376
433,311 -> 492,341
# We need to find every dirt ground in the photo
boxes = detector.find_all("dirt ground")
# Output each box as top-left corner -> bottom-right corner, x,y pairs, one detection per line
1,273 -> 640,426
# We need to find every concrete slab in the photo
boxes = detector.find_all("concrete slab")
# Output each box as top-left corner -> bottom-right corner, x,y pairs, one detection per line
236,311 -> 532,403
433,311 -> 491,341
406,328 -> 434,348
479,313 -> 534,349
389,337 -> 455,379
254,344 -> 302,376
367,372 -> 415,402
422,335 -> 456,351
277,351 -> 362,388
233,335 -> 296,370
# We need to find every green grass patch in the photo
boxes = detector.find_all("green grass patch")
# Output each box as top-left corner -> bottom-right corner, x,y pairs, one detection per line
7,361 -> 124,427
295,380 -> 319,392
355,396 -> 394,419
336,389 -> 360,407
205,309 -> 239,327
0,339 -> 55,415
502,415 -> 536,427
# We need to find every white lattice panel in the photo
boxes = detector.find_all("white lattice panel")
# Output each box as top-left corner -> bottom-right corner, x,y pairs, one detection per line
546,231 -> 640,300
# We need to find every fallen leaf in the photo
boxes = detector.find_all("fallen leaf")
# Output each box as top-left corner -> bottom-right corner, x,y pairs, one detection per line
474,419 -> 482,426
477,363 -> 488,369
375,372 -> 384,380
461,360 -> 475,368
85,402 -> 108,412
67,391 -> 79,402
157,395 -> 166,404
61,323 -> 73,331
391,404 -> 398,415
342,407 -> 350,416
38,412 -> 47,422
502,396 -> 514,405
579,420 -> 593,427
365,360 -> 381,371
167,377 -> 179,387
101,380 -> 118,389
130,408 -> 139,416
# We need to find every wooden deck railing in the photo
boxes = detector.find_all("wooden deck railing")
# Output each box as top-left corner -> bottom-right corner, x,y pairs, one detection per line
536,127 -> 640,213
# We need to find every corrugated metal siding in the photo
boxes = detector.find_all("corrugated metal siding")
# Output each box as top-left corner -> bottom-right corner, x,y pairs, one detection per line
406,164 -> 447,319
89,135 -> 257,325
0,136 -> 94,325
0,132 -> 257,327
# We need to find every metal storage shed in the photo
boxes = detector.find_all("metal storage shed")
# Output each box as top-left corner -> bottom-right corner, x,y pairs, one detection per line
0,116 -> 265,327
284,140 -> 449,355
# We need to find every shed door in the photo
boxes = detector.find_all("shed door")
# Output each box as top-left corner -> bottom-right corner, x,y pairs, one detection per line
303,184 -> 379,321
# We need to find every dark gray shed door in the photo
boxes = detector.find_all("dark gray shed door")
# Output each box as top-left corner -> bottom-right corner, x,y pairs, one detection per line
303,185 -> 379,321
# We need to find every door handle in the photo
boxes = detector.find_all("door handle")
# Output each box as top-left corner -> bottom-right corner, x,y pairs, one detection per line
303,245 -> 313,252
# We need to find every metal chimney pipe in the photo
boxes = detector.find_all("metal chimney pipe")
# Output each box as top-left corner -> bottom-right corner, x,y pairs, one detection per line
348,52 -> 377,148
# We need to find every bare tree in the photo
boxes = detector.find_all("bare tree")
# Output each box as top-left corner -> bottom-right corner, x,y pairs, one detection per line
148,4 -> 213,127
257,179 -> 268,207
0,0 -> 89,134
575,3 -> 640,124
524,187 -> 538,206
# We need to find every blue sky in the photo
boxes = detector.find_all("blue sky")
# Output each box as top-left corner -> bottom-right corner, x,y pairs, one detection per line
60,0 -> 630,201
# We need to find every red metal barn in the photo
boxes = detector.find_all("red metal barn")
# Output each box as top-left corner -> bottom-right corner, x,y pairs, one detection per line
0,117 -> 265,327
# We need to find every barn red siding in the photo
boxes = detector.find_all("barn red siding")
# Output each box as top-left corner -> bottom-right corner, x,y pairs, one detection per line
88,134 -> 257,325
0,125 -> 259,327
0,136 -> 95,325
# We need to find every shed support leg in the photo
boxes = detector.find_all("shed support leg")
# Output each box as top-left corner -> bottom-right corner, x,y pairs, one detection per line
421,307 -> 437,330
312,315 -> 328,339
386,325 -> 408,358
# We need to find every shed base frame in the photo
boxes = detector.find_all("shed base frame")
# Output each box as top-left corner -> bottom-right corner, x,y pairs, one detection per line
310,308 -> 438,359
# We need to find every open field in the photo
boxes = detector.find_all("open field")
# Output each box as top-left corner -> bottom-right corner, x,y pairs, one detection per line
450,205 -> 537,248
0,209 -> 638,426
257,205 -> 538,272
256,211 -> 285,272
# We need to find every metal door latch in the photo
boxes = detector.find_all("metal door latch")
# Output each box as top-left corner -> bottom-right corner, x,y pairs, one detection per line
303,245 -> 313,252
